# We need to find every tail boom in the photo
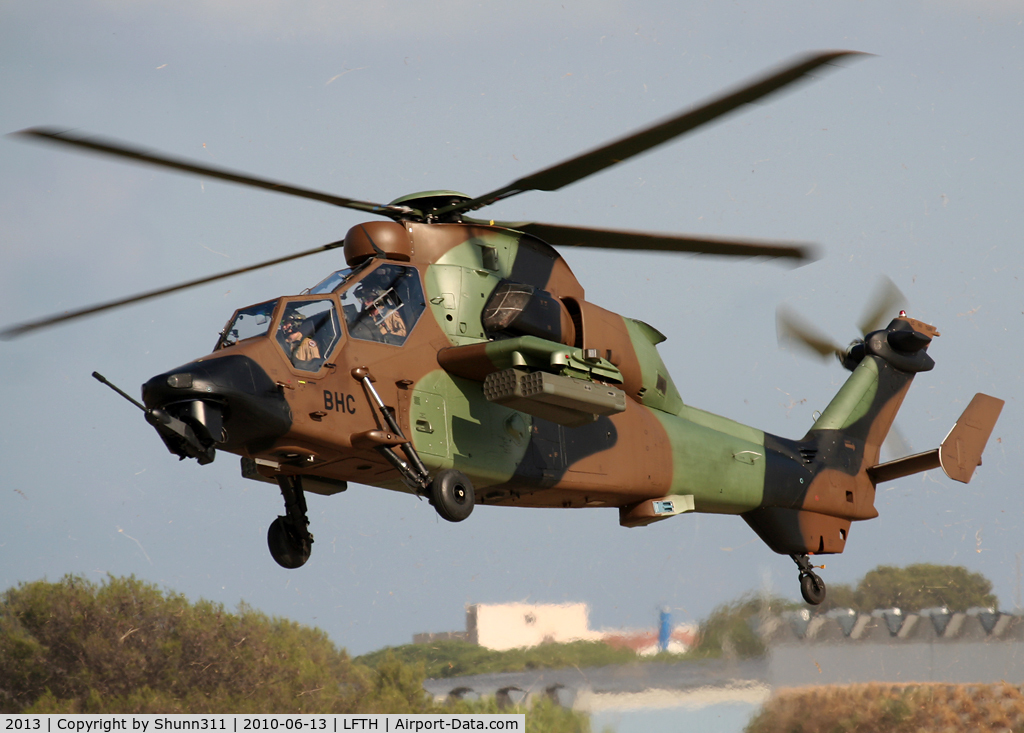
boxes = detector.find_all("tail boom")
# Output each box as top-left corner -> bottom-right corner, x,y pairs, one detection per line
742,315 -> 990,557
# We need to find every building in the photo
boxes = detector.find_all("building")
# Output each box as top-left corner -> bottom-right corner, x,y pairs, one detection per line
415,601 -> 696,654
467,602 -> 601,650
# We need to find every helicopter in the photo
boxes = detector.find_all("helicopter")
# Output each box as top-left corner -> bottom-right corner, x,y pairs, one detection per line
3,51 -> 1004,605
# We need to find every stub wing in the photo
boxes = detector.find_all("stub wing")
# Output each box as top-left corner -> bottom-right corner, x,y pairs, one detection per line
867,393 -> 1004,485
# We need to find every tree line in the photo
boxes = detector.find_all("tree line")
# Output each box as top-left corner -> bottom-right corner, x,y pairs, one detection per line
0,574 -> 587,732
0,564 -> 997,714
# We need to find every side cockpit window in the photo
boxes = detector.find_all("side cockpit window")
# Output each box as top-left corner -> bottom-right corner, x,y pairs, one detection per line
340,264 -> 425,346
276,299 -> 340,372
218,299 -> 279,350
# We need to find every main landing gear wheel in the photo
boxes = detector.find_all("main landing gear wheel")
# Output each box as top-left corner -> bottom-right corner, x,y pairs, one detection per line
268,516 -> 312,569
792,553 -> 827,605
269,475 -> 314,569
430,469 -> 475,522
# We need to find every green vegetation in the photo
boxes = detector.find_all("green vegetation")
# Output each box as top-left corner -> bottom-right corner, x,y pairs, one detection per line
355,640 -> 641,679
689,593 -> 801,660
1,563 -> 997,716
823,563 -> 998,613
744,683 -> 1024,733
0,575 -> 590,732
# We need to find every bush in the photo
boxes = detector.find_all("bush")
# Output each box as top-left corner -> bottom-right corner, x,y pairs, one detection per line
691,593 -> 800,659
0,575 -> 370,713
0,575 -> 591,732
744,683 -> 1024,733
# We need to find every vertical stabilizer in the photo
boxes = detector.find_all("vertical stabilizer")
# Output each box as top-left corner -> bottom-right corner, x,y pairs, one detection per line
867,392 -> 1004,485
808,315 -> 938,463
939,393 -> 1003,482
745,316 -> 940,557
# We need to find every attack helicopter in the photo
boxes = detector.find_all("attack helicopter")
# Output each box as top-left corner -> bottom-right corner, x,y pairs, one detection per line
4,51 -> 1004,605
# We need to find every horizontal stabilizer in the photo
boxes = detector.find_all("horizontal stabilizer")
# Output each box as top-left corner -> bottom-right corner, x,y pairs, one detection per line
867,450 -> 940,484
867,393 -> 1003,485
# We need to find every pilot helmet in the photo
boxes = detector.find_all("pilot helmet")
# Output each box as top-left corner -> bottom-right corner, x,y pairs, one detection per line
282,312 -> 305,331
356,280 -> 384,303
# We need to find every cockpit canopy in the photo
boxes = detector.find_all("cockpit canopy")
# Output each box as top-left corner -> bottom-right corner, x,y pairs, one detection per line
307,267 -> 356,295
216,262 -> 427,371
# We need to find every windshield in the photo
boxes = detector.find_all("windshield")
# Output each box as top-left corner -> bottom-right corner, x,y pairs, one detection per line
217,299 -> 279,349
307,268 -> 355,295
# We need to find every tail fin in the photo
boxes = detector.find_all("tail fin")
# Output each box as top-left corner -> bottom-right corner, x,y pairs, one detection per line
807,315 -> 939,467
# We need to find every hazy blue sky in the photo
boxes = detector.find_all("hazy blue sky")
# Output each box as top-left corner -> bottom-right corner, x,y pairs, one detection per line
2,0 -> 1021,656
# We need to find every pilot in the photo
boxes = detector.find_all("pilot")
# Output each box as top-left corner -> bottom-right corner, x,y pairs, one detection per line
281,314 -> 321,368
357,280 -> 407,342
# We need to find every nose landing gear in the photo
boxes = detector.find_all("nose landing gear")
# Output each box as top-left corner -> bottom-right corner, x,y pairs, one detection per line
792,553 -> 826,605
269,475 -> 313,569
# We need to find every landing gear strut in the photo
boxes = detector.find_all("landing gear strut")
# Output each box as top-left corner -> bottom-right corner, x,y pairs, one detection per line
352,366 -> 476,523
792,553 -> 826,605
268,475 -> 313,569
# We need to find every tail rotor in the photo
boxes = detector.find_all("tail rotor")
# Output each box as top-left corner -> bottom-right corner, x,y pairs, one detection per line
777,276 -> 907,372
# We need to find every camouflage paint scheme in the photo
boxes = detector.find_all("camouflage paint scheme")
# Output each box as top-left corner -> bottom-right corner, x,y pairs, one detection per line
142,218 -> 962,559
11,52 -> 1001,576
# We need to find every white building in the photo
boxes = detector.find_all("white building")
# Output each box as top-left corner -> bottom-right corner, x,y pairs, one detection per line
466,602 -> 603,651
415,601 -> 697,654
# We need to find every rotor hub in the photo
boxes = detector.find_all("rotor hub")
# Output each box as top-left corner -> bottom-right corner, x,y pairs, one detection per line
387,191 -> 471,222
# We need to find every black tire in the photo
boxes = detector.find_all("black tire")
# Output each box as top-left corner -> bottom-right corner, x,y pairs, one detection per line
430,469 -> 475,522
800,572 -> 827,605
267,516 -> 312,569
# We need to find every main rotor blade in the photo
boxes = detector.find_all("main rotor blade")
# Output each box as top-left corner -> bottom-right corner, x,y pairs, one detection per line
12,128 -> 409,218
856,276 -> 907,335
776,305 -> 845,360
477,219 -> 817,262
1,239 -> 346,339
442,50 -> 864,217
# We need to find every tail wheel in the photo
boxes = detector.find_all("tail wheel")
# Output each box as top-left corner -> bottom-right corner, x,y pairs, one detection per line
267,516 -> 312,569
800,572 -> 827,605
430,469 -> 475,523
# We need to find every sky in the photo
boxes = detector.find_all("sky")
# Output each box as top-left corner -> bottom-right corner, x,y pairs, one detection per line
1,0 -> 1022,658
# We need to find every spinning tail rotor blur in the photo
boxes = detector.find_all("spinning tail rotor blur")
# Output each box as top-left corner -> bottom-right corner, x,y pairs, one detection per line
777,276 -> 908,372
